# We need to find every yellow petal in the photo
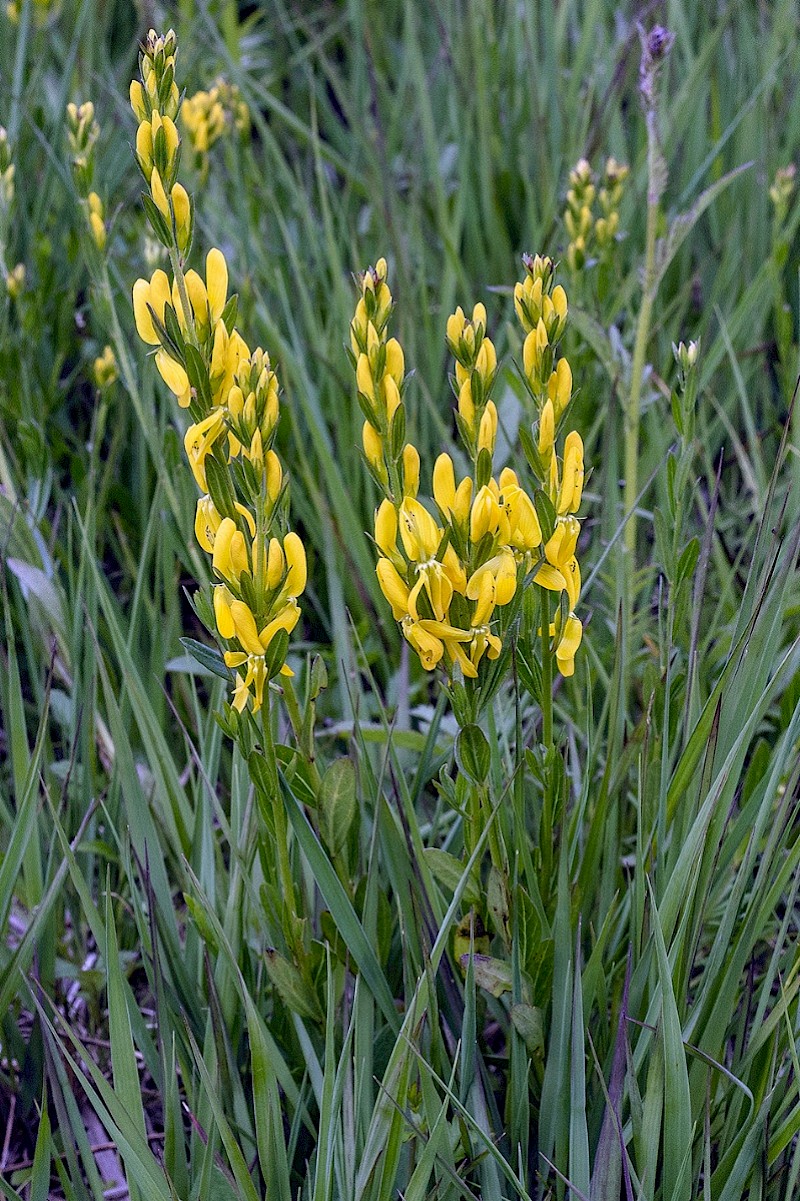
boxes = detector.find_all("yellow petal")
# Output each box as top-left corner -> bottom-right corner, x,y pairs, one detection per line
283,532 -> 307,596
132,279 -> 158,345
229,600 -> 264,655
377,558 -> 410,621
155,348 -> 189,398
206,248 -> 228,323
214,585 -> 235,639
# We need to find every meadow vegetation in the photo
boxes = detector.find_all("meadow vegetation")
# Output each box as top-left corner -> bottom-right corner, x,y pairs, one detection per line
1,2 -> 800,1199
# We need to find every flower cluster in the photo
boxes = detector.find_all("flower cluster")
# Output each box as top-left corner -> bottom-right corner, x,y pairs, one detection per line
7,0 -> 59,24
92,344 -> 118,390
181,79 -> 249,176
0,127 -> 23,298
66,102 -> 107,251
130,31 -> 305,713
353,257 -> 586,681
564,157 -> 629,273
515,254 -> 585,673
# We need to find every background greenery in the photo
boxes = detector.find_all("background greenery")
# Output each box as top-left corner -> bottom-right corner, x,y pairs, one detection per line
1,1 -> 799,1198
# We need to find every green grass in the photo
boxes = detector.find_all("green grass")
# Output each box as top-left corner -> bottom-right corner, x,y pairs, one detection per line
1,1 -> 800,1198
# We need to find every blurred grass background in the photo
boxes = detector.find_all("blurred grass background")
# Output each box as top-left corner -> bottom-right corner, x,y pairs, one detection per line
1,1 -> 800,1198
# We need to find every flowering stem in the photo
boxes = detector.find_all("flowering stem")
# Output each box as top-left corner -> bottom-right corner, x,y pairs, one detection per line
539,586 -> 553,753
623,185 -> 658,559
260,698 -> 300,954
167,242 -> 198,348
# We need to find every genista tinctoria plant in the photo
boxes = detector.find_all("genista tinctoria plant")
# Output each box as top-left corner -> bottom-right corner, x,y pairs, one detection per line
352,255 -> 586,728
130,30 -> 306,718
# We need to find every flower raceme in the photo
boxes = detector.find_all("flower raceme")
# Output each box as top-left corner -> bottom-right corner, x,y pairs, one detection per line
130,31 -> 305,712
355,258 -> 587,681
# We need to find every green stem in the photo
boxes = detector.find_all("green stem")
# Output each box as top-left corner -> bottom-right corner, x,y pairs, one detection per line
539,586 -> 553,753
168,241 -> 198,348
623,188 -> 658,559
260,699 -> 300,953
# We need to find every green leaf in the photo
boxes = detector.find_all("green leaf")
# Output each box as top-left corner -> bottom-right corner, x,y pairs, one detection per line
179,636 -> 233,681
319,756 -> 357,857
455,723 -> 491,784
264,949 -> 323,1022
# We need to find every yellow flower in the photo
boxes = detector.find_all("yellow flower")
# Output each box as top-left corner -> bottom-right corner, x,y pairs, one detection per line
399,498 -> 441,563
132,269 -> 171,345
557,431 -> 584,515
92,345 -> 117,389
555,613 -> 583,677
433,453 -> 472,525
548,358 -> 572,419
212,516 -> 249,583
155,349 -> 190,406
184,410 -> 225,491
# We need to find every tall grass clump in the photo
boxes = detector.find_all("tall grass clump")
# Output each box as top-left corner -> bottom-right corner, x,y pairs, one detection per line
0,3 -> 799,1200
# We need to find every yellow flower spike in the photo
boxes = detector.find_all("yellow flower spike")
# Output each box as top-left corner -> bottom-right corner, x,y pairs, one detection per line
539,398 -> 555,460
557,431 -> 584,515
477,400 -> 497,455
150,166 -> 170,220
184,409 -> 225,491
213,584 -> 236,638
402,444 -> 420,497
283,532 -> 307,596
535,562 -> 567,592
206,248 -> 228,323
155,348 -> 191,405
172,183 -> 191,252
399,498 -> 441,562
556,613 -> 583,677
377,558 -> 411,621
